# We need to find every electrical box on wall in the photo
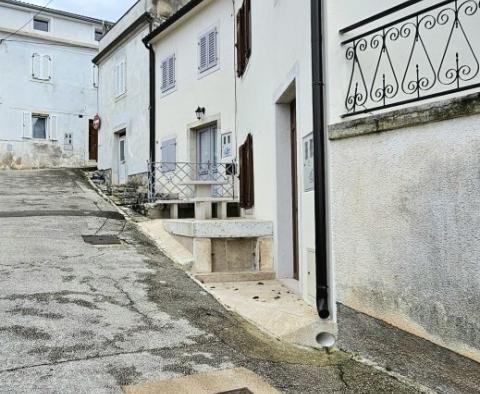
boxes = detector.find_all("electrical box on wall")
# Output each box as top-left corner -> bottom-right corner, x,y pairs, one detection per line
303,133 -> 314,192
64,133 -> 73,151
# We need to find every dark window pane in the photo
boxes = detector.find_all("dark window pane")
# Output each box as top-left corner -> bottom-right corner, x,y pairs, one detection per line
32,116 -> 46,139
95,29 -> 103,41
120,140 -> 125,162
33,18 -> 49,32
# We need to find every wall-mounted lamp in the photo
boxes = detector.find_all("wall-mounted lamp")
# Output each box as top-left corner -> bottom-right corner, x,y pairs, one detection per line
195,106 -> 206,120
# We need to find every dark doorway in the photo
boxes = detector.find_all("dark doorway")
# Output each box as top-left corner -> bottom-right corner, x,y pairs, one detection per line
290,100 -> 299,280
89,120 -> 98,161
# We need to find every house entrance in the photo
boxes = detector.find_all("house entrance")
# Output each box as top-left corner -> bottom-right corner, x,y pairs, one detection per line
118,132 -> 127,184
88,119 -> 98,161
275,80 -> 299,280
196,125 -> 217,180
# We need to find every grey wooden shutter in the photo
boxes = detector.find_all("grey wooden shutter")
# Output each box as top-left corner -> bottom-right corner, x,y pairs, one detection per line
22,112 -> 32,138
168,55 -> 175,88
207,28 -> 217,68
162,55 -> 175,92
161,58 -> 168,91
32,53 -> 41,79
199,34 -> 208,72
42,55 -> 52,80
161,138 -> 176,172
49,115 -> 58,140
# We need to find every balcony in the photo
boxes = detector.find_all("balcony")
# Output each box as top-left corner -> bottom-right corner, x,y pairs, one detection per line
148,161 -> 236,202
342,0 -> 480,117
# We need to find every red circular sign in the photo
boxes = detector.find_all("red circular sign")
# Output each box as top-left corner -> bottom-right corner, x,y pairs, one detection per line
93,114 -> 101,131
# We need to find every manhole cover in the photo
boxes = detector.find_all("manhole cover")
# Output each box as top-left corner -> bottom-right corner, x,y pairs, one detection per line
82,235 -> 122,245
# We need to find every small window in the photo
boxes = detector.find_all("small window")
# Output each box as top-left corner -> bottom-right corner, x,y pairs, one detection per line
198,27 -> 218,73
32,115 -> 47,139
161,55 -> 176,93
119,139 -> 126,162
94,28 -> 103,42
33,17 -> 49,32
236,0 -> 252,77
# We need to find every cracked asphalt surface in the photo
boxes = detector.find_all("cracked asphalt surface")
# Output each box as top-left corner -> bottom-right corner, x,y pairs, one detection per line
0,169 -> 419,393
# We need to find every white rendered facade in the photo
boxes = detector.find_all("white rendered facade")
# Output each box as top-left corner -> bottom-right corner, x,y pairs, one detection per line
0,0 -> 107,169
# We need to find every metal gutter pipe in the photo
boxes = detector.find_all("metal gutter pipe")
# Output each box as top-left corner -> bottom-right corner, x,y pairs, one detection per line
311,0 -> 330,320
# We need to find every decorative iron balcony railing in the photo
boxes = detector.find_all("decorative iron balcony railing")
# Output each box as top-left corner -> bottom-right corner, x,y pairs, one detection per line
342,0 -> 480,117
147,161 -> 236,203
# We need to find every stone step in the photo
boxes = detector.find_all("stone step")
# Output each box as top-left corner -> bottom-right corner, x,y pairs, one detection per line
194,271 -> 275,284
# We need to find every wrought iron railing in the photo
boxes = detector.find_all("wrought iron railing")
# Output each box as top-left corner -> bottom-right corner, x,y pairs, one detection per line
147,161 -> 236,203
342,0 -> 480,117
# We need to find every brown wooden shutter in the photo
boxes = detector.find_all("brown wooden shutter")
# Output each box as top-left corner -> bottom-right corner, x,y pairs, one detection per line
236,6 -> 245,76
245,0 -> 251,58
239,133 -> 254,209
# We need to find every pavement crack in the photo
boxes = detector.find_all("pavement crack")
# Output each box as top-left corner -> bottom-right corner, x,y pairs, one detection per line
104,276 -> 169,331
0,347 -> 175,375
337,363 -> 351,393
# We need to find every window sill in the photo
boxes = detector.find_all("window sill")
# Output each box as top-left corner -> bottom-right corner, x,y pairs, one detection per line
24,138 -> 57,143
31,78 -> 53,85
160,85 -> 177,98
198,63 -> 220,80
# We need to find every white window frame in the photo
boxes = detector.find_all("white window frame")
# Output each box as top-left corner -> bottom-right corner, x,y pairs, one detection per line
115,59 -> 127,98
33,16 -> 50,33
198,25 -> 219,76
161,54 -> 176,93
94,28 -> 103,42
31,114 -> 48,140
31,53 -> 52,82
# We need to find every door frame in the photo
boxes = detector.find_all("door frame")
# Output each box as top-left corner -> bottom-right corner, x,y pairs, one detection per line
274,76 -> 301,281
88,119 -> 98,162
117,131 -> 127,184
290,99 -> 299,280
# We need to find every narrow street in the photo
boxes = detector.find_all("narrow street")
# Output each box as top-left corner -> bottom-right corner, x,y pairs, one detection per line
0,169 -> 416,393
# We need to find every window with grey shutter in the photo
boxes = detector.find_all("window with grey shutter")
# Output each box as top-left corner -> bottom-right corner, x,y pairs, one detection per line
161,138 -> 176,172
161,54 -> 176,92
198,27 -> 218,73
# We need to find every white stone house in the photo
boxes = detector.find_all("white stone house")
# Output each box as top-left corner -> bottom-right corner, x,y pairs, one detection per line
142,0 -> 325,319
325,0 -> 480,361
94,0 -> 190,185
98,0 -> 480,361
0,0 -> 109,169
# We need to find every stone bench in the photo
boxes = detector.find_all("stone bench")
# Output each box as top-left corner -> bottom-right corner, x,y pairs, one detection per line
146,197 -> 232,220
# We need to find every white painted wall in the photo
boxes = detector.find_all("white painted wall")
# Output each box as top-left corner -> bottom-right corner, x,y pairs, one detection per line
96,0 -> 190,183
151,0 -> 235,169
0,3 -> 103,169
150,0 -> 322,317
325,0 -> 480,360
234,0 -> 320,312
97,25 -> 151,182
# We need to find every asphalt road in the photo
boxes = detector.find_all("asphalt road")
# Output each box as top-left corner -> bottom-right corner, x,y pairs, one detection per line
0,169 -> 417,393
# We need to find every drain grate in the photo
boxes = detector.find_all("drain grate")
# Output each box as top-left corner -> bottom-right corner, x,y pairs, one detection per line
216,389 -> 254,394
82,235 -> 122,245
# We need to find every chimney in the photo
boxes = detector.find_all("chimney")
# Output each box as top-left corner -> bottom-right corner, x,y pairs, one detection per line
150,0 -> 192,20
